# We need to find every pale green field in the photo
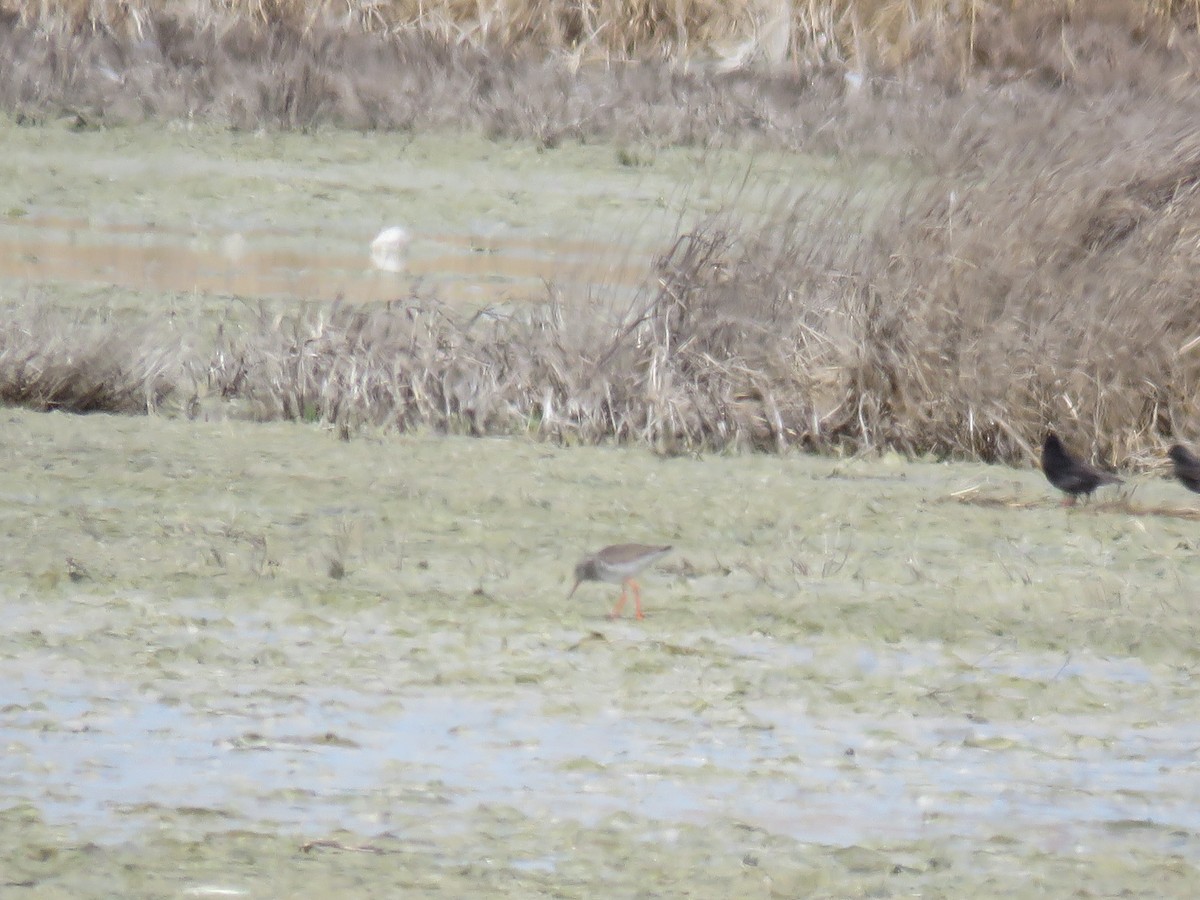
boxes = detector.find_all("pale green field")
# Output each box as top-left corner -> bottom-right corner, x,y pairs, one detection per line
2,407 -> 1200,896
1,118 -> 1199,896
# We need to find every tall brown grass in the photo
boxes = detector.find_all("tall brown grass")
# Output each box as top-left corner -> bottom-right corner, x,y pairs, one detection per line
0,303 -> 180,413
3,0 -> 1200,88
2,2 -> 1198,143
2,8 -> 1195,141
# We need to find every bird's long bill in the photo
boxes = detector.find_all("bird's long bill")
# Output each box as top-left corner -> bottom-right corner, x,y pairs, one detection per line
567,579 -> 581,600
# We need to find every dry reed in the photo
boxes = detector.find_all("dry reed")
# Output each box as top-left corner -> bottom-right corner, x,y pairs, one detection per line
5,1 -> 1199,86
0,303 -> 182,413
1,4 -> 1197,136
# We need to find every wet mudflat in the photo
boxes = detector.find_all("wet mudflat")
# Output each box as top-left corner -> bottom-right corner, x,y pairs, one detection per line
3,407 -> 1200,896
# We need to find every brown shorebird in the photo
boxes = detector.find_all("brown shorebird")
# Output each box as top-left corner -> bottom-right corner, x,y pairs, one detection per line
1041,432 -> 1122,506
1168,444 -> 1200,493
568,544 -> 671,620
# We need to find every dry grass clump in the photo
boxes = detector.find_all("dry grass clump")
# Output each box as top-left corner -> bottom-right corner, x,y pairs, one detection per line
198,254 -> 799,448
202,298 -> 572,433
3,76 -> 1200,467
832,106 -> 1200,466
0,303 -> 184,413
640,91 -> 1200,467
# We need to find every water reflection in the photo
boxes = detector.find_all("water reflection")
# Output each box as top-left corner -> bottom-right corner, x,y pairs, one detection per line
0,214 -> 653,306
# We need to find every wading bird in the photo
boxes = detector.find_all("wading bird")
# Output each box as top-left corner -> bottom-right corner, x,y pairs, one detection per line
568,544 -> 672,621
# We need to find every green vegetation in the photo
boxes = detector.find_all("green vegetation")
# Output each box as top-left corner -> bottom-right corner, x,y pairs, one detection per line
3,409 -> 1200,895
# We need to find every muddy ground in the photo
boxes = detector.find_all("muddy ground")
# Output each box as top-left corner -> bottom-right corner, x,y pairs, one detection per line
4,407 -> 1200,896
2,118 -> 1199,896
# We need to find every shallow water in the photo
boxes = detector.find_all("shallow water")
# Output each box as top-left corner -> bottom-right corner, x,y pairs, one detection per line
0,211 -> 652,306
6,632 -> 1200,856
0,121 -> 830,312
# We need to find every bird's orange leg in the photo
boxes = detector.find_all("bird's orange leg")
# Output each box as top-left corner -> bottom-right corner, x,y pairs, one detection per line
609,585 -> 628,619
630,579 -> 644,620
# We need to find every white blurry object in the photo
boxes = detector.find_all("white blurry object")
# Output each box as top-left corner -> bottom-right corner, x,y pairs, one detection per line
370,225 -> 411,273
221,232 -> 247,264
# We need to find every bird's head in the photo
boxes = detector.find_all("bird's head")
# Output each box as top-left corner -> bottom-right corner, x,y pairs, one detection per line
567,558 -> 595,599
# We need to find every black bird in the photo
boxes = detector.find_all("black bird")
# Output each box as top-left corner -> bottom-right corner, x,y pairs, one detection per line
1041,432 -> 1122,506
1168,444 -> 1200,493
